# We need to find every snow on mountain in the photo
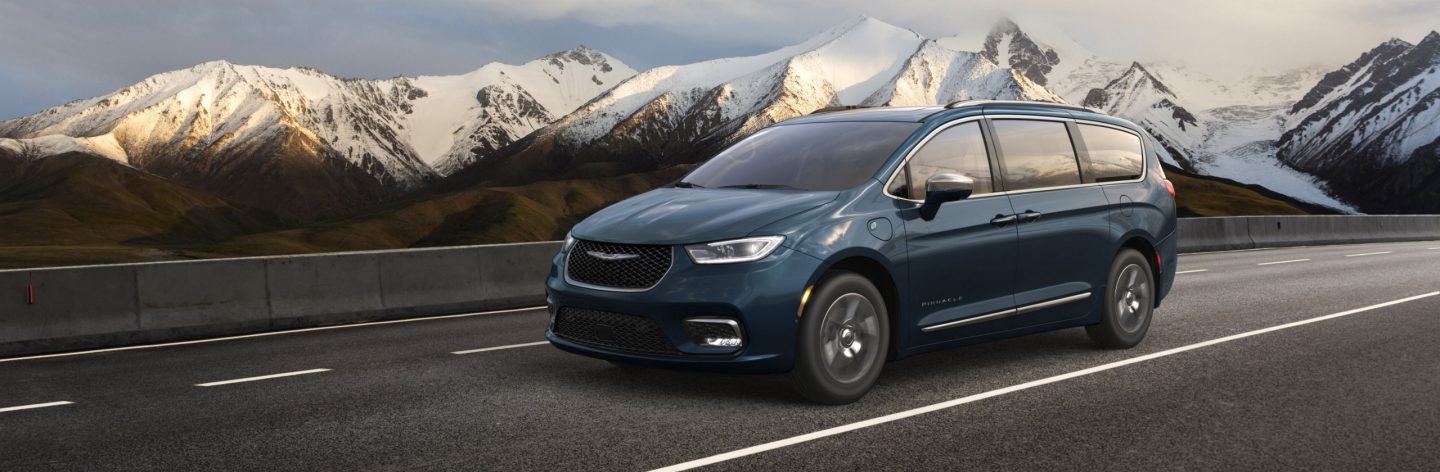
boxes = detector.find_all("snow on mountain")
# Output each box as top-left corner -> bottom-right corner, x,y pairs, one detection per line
1277,32 -> 1440,213
937,19 -> 1127,104
557,16 -> 923,149
0,47 -> 634,219
407,47 -> 636,174
461,17 -> 928,184
1083,62 -> 1206,164
863,40 -> 1063,105
0,134 -> 129,163
1190,105 -> 1357,211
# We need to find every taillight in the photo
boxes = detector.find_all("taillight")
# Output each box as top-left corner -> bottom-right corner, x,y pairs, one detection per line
1163,179 -> 1176,198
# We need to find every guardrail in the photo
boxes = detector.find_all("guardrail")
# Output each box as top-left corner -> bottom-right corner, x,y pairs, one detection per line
3,216 -> 1439,357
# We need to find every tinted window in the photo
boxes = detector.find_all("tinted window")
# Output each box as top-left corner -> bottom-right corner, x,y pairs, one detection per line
1077,123 -> 1144,182
887,122 -> 993,199
681,122 -> 920,191
992,119 -> 1082,191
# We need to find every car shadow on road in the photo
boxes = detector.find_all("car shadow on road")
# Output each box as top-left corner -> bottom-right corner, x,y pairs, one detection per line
548,326 -> 1107,407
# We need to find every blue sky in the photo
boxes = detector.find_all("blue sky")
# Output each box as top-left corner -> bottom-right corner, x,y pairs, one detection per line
2,0 -> 1437,120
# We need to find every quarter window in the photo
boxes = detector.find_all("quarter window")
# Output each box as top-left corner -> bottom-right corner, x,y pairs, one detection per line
887,122 -> 994,199
991,119 -> 1082,191
1077,123 -> 1144,182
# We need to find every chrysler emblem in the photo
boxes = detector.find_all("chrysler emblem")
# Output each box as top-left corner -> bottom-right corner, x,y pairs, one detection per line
587,251 -> 639,261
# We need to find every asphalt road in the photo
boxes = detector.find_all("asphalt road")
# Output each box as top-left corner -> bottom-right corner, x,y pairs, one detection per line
3,240 -> 1440,471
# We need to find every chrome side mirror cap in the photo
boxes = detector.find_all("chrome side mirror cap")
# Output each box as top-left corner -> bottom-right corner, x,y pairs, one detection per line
925,173 -> 974,203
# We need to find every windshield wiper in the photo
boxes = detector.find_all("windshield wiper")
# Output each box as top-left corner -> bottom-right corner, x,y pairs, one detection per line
718,184 -> 807,190
673,181 -> 705,188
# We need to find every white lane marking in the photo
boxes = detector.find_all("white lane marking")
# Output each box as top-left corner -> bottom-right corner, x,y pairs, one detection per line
1178,247 -> 1274,256
0,401 -> 74,414
650,291 -> 1440,472
1345,251 -> 1393,257
0,306 -> 547,364
1258,259 -> 1311,266
452,341 -> 550,355
196,368 -> 331,387
1427,247 -> 1440,250
1174,269 -> 1208,274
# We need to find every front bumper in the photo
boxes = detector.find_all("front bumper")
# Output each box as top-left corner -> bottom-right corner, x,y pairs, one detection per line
544,244 -> 822,374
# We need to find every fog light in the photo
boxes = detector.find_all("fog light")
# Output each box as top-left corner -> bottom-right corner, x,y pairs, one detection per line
704,336 -> 742,347
683,318 -> 744,350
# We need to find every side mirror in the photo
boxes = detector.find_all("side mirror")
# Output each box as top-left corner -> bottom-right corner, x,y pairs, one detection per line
920,173 -> 974,221
925,173 -> 974,203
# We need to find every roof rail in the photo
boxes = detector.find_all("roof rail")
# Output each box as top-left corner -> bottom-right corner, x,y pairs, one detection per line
943,99 -> 1093,113
810,105 -> 872,115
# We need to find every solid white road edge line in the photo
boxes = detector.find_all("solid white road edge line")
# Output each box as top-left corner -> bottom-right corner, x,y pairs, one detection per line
1346,251 -> 1394,257
1257,259 -> 1311,266
0,306 -> 547,364
195,368 -> 332,387
452,341 -> 550,355
1174,269 -> 1208,274
0,401 -> 74,414
649,291 -> 1440,472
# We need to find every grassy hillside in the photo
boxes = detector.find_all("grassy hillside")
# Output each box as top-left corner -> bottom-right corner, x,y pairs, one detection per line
201,167 -> 690,257
1166,167 -> 1326,217
0,151 -> 269,268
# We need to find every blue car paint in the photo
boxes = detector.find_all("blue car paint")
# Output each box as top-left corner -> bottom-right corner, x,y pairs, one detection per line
546,102 -> 1178,373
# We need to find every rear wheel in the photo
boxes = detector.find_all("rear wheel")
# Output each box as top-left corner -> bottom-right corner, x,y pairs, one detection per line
789,272 -> 889,404
1086,249 -> 1155,348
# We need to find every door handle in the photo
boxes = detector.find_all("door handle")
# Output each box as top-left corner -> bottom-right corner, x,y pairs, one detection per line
990,214 -> 1018,227
1019,210 -> 1043,223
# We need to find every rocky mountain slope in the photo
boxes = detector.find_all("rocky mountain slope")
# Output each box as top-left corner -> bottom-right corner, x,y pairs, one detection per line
1277,32 -> 1440,213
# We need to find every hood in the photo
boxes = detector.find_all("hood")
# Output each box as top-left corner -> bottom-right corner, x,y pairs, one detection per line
571,188 -> 840,245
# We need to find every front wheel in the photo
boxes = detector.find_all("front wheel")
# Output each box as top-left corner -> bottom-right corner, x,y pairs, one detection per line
1086,248 -> 1155,349
789,272 -> 889,404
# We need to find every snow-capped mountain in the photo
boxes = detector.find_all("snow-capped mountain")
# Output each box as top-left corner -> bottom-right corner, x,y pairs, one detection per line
1083,62 -> 1206,167
405,47 -> 636,175
1277,32 -> 1440,213
463,16 -> 1357,212
458,17 -> 928,184
862,39 -> 1063,105
0,47 -> 633,220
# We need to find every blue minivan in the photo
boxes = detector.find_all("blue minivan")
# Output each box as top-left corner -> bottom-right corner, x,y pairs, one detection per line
545,100 -> 1178,404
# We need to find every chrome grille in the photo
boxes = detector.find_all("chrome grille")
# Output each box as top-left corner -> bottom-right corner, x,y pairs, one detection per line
565,240 -> 672,290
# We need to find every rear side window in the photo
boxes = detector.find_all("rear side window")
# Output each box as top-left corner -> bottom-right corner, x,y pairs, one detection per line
1077,123 -> 1144,182
887,122 -> 994,199
991,119 -> 1082,191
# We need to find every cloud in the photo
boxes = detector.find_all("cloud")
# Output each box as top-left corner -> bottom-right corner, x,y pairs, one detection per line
1,0 -> 1437,119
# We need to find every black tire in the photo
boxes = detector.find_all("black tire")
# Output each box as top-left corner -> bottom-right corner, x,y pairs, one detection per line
1086,248 -> 1155,349
789,271 -> 889,404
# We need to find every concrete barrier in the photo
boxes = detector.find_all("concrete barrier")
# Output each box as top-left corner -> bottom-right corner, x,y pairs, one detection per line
1176,217 -> 1255,253
1,216 -> 1438,358
0,241 -> 560,357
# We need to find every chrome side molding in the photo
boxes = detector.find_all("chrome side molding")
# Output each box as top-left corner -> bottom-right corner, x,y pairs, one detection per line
921,292 -> 1092,333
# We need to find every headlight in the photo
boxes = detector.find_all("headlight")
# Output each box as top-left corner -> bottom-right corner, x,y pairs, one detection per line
685,236 -> 785,264
562,232 -> 576,252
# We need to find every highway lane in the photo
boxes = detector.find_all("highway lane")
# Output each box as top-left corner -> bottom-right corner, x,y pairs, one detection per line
1,240 -> 1439,470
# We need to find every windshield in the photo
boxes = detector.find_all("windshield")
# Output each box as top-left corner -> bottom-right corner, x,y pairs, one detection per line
679,121 -> 920,191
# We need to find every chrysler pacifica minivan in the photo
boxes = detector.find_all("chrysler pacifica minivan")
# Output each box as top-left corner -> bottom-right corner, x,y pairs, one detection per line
545,100 -> 1178,404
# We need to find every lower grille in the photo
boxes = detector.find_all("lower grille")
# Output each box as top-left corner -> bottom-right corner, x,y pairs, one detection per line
553,307 -> 679,355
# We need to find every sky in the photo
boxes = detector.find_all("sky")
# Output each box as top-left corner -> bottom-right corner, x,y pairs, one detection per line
2,0 -> 1437,120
